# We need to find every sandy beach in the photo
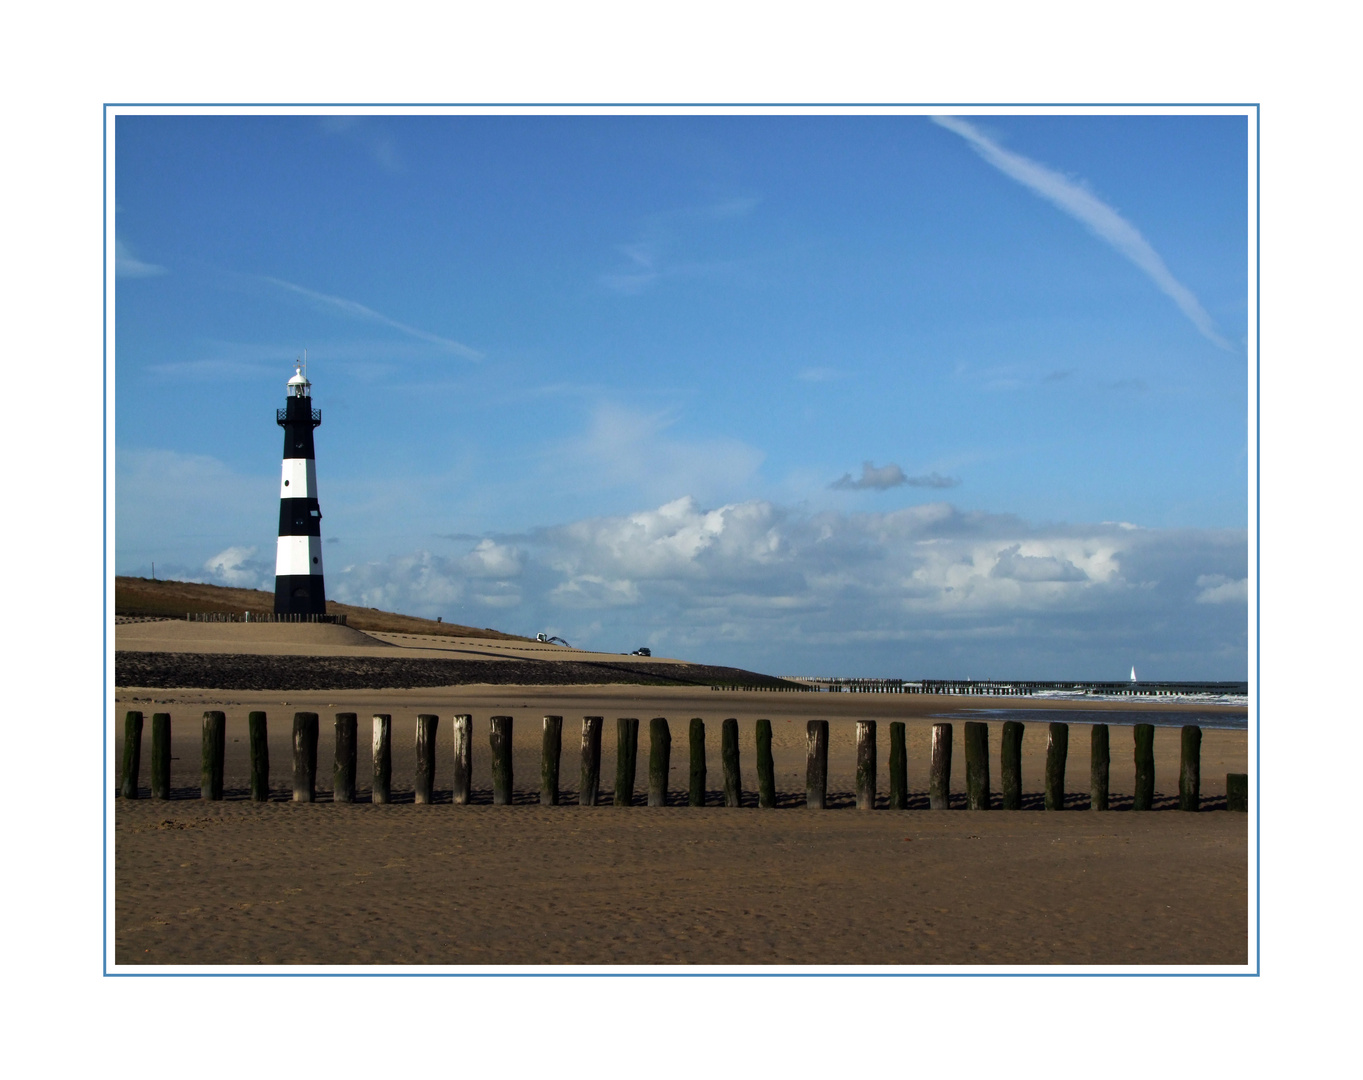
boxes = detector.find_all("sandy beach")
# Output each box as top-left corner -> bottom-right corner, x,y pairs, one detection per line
115,799 -> 1246,966
113,622 -> 1249,967
114,686 -> 1249,967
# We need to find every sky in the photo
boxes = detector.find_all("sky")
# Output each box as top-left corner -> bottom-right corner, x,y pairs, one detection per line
113,111 -> 1250,680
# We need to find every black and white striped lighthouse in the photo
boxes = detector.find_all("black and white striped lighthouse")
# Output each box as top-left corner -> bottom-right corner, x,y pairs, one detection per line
274,359 -> 327,615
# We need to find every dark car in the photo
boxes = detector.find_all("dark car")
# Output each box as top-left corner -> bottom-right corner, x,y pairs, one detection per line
631,647 -> 651,656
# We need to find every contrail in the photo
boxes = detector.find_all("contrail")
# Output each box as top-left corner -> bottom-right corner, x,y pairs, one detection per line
263,276 -> 483,359
932,116 -> 1230,350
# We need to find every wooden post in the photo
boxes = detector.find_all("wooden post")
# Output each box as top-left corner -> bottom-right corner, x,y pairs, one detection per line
1044,722 -> 1068,811
929,723 -> 952,810
371,714 -> 391,804
1001,720 -> 1023,810
415,714 -> 438,805
451,714 -> 472,805
490,715 -> 513,805
120,711 -> 143,799
855,720 -> 877,810
964,720 -> 990,810
806,720 -> 828,810
1090,724 -> 1110,811
756,719 -> 776,808
1179,725 -> 1201,812
151,713 -> 171,800
721,718 -> 741,807
334,713 -> 357,803
292,712 -> 318,803
541,715 -> 563,806
248,711 -> 269,802
201,711 -> 225,801
688,718 -> 706,807
614,718 -> 639,806
580,717 -> 603,806
888,721 -> 907,810
1133,723 -> 1155,811
648,717 -> 671,807
1226,772 -> 1248,812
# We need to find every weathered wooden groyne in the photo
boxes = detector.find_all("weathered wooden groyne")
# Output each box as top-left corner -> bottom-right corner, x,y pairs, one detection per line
117,711 -> 1249,812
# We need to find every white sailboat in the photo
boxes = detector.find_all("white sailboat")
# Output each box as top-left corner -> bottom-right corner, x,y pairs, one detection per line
1129,665 -> 1138,682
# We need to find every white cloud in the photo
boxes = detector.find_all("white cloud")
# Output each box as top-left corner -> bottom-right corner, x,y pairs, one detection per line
990,543 -> 1090,583
460,539 -> 523,578
1195,574 -> 1249,604
328,543 -> 529,621
549,575 -> 640,608
146,358 -> 277,380
334,551 -> 467,613
116,449 -> 275,569
600,197 -> 757,295
932,115 -> 1230,350
116,239 -> 165,278
318,116 -> 402,172
204,545 -> 267,588
262,276 -> 482,359
553,403 -> 765,505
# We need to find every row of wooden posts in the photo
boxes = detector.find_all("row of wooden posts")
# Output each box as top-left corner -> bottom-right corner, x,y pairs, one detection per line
117,711 -> 1250,811
710,684 -> 814,692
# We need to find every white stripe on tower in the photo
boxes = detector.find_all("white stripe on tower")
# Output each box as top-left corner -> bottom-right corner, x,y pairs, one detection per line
279,458 -> 318,499
275,535 -> 324,576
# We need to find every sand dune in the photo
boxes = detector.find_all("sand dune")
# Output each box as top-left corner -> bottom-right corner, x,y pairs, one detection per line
117,620 -> 395,654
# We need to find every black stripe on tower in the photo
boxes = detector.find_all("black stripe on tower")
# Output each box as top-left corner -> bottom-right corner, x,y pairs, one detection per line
278,395 -> 319,459
278,498 -> 322,536
276,574 -> 327,611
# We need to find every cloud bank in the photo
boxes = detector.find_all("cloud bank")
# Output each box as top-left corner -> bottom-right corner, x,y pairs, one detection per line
320,496 -> 1247,679
931,116 -> 1230,350
116,450 -> 1244,679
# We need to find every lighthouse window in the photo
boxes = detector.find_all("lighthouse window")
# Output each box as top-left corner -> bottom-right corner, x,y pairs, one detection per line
312,557 -> 319,564
284,480 -> 290,487
311,509 -> 320,517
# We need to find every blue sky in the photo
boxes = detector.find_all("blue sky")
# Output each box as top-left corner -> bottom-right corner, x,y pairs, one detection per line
114,111 -> 1249,679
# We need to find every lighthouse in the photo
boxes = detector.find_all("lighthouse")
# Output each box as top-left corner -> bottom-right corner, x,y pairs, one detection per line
274,359 -> 327,615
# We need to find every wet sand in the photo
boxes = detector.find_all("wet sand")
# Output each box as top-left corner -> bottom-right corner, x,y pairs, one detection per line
115,800 -> 1247,966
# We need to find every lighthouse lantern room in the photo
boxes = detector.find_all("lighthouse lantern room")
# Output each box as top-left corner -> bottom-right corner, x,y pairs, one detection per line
274,358 -> 327,615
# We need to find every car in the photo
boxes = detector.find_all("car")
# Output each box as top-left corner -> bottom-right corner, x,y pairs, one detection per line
631,647 -> 651,656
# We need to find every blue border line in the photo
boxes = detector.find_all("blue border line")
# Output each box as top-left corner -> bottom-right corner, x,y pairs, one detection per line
1254,104 -> 1262,976
104,101 -> 1259,107
105,103 -> 1259,978
103,104 -> 109,976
